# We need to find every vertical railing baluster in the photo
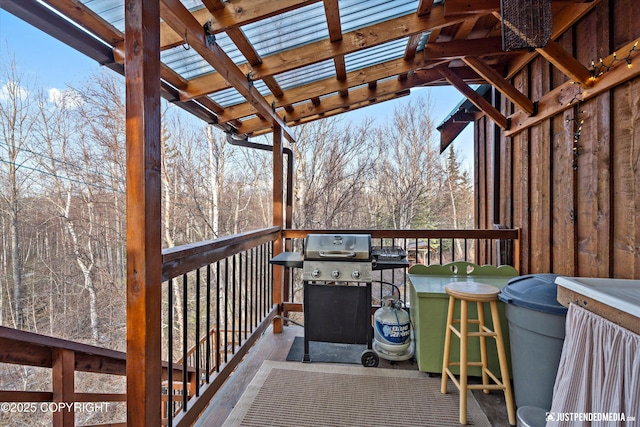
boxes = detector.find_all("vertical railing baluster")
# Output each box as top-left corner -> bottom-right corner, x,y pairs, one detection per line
195,268 -> 200,398
215,261 -> 220,373
258,245 -> 263,318
231,254 -> 236,353
269,242 -> 273,309
464,239 -> 469,261
167,278 -> 173,425
224,258 -> 228,363
205,264 -> 211,383
248,248 -> 254,332
182,273 -> 188,412
451,238 -> 455,262
243,250 -> 248,340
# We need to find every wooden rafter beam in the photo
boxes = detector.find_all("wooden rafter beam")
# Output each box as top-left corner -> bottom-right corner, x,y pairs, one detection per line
438,66 -> 509,129
201,0 -> 226,13
445,0 -> 499,15
323,0 -> 347,96
257,7 -> 466,79
224,27 -> 289,110
445,0 -> 589,16
324,0 -> 342,42
498,0 -> 603,79
417,0 -> 436,16
453,15 -> 480,39
218,60 -> 489,122
506,36 -> 640,136
250,91 -> 412,136
404,33 -> 423,61
42,0 -> 123,45
183,36 -> 508,101
536,39 -> 594,87
240,69 -> 456,135
423,37 -> 508,60
158,0 -> 295,141
177,5 -> 468,100
158,0 -> 321,50
462,56 -> 536,115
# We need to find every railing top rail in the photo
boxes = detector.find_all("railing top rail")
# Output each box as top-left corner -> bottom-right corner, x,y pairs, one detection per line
162,226 -> 281,281
0,327 -> 194,377
283,229 -> 519,239
0,326 -> 125,361
0,326 -> 126,373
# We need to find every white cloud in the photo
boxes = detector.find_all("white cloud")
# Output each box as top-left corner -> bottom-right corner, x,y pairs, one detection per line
48,87 -> 84,110
0,80 -> 30,102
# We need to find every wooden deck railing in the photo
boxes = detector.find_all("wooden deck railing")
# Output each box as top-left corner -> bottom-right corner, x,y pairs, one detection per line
161,227 -> 281,427
281,228 -> 520,312
0,227 -> 519,427
0,326 -> 195,427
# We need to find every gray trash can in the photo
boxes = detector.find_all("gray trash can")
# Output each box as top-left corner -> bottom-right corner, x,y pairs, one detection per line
499,274 -> 568,410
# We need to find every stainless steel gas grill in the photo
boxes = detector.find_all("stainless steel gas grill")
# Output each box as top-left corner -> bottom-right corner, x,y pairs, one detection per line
302,234 -> 379,366
269,234 -> 409,367
302,234 -> 373,282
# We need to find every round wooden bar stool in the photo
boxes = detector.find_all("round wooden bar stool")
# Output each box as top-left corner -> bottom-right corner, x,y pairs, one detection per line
440,281 -> 516,425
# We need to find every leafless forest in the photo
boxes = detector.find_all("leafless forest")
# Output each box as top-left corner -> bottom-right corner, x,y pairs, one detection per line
0,60 -> 472,423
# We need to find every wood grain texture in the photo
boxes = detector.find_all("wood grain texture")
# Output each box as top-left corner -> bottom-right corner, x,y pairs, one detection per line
529,55 -> 552,272
612,79 -> 640,278
124,0 -> 163,425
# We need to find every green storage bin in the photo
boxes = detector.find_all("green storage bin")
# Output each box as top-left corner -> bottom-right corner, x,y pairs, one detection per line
408,262 -> 518,377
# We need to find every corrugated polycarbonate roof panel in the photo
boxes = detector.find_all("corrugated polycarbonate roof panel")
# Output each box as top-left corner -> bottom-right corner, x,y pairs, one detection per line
339,0 -> 419,32
241,3 -> 328,57
344,38 -> 408,73
209,79 -> 271,108
80,0 -> 124,31
80,0 -> 208,32
160,32 -> 246,80
274,59 -> 336,90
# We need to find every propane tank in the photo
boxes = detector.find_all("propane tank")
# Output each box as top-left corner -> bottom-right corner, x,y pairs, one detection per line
373,295 -> 414,360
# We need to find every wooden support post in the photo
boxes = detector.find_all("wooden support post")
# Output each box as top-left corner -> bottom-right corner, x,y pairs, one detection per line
52,348 -> 74,427
272,125 -> 285,333
125,0 -> 162,426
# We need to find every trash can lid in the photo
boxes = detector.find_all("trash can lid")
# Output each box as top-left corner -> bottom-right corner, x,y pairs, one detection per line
498,274 -> 568,315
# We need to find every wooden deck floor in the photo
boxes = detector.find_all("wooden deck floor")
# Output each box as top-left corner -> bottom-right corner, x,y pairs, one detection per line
193,325 -> 512,427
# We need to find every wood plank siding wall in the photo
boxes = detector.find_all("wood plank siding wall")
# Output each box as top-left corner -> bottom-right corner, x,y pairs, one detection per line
475,0 -> 640,278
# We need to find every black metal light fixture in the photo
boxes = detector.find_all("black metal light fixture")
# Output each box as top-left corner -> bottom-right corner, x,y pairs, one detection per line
500,0 -> 553,51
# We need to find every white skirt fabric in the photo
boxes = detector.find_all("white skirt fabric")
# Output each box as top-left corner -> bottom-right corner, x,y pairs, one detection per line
546,304 -> 640,426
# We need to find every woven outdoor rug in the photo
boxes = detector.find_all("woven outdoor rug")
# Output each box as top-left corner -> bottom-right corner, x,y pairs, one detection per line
222,360 -> 491,427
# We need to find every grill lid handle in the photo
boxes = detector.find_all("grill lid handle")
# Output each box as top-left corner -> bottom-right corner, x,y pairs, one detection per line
318,250 -> 356,258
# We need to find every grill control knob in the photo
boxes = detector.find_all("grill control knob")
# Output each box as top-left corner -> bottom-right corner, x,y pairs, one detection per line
331,270 -> 341,279
311,269 -> 321,279
351,270 -> 361,279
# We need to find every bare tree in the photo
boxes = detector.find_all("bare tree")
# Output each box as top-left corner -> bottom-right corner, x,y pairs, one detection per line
292,117 -> 376,229
0,58 -> 38,328
35,88 -> 104,343
371,97 -> 439,229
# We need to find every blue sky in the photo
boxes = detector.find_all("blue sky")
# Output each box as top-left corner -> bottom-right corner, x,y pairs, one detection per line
0,7 -> 474,165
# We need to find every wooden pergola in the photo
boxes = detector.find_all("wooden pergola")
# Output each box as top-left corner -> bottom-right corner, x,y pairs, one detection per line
3,0 -> 637,425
